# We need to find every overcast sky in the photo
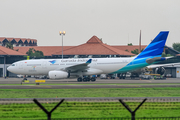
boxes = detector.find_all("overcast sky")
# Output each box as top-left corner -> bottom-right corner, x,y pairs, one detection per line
0,0 -> 180,47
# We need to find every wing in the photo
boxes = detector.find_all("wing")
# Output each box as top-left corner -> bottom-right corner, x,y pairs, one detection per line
146,57 -> 173,64
147,62 -> 180,69
60,59 -> 92,72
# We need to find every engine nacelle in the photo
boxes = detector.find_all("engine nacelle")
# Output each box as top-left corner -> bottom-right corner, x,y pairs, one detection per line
48,71 -> 68,79
155,67 -> 166,75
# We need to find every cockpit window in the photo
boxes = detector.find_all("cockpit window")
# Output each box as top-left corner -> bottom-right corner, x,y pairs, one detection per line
12,64 -> 15,66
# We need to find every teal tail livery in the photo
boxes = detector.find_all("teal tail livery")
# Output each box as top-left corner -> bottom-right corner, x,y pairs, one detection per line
114,31 -> 169,73
7,31 -> 169,82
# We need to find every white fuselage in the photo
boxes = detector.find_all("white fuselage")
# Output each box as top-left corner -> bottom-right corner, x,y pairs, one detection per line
8,57 -> 135,76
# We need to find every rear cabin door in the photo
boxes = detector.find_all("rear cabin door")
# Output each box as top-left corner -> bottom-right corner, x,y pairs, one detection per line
177,68 -> 180,78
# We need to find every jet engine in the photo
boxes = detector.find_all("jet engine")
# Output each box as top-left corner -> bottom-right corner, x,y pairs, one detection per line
48,71 -> 68,79
155,67 -> 166,75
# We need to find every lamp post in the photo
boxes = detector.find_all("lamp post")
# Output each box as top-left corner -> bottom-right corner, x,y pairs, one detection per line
59,31 -> 66,59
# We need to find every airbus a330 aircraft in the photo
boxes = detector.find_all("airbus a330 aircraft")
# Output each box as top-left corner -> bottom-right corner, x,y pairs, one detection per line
7,31 -> 169,82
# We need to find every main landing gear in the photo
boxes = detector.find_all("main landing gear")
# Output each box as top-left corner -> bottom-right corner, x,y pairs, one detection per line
118,73 -> 126,79
77,77 -> 96,82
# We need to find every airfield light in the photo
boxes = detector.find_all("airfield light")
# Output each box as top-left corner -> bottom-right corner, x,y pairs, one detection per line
63,31 -> 66,35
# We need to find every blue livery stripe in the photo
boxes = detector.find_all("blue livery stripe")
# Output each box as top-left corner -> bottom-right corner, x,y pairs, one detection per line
135,31 -> 169,59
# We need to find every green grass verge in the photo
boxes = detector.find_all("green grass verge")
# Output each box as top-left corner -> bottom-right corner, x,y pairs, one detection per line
0,102 -> 180,119
1,87 -> 180,98
1,88 -> 180,119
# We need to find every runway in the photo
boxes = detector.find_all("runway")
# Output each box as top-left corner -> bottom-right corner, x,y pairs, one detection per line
1,77 -> 180,89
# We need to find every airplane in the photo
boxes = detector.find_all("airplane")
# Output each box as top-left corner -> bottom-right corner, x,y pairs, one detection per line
7,31 -> 169,82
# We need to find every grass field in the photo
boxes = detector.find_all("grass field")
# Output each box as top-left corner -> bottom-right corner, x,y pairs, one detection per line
1,87 -> 180,98
0,101 -> 180,119
1,87 -> 180,119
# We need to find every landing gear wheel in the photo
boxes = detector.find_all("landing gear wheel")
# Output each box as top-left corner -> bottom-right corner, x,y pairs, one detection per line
77,77 -> 82,82
83,78 -> 87,82
87,77 -> 90,82
91,77 -> 96,82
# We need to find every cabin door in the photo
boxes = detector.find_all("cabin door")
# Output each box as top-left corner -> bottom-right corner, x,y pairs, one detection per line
19,62 -> 23,69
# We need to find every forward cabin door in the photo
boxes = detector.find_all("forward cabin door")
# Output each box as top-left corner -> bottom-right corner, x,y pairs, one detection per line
19,62 -> 23,69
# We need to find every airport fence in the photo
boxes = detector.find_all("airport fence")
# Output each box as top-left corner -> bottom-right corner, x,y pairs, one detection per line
0,97 -> 180,120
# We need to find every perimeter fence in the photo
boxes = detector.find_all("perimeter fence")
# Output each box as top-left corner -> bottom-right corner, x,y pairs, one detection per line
0,97 -> 180,120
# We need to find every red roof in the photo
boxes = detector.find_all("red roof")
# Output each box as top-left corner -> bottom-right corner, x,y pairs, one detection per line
112,45 -> 147,52
0,37 -> 6,41
11,36 -> 148,56
14,46 -> 73,56
86,36 -> 103,44
53,36 -> 134,56
0,46 -> 26,56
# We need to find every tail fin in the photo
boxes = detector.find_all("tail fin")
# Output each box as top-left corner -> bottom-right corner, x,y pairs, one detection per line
135,31 -> 169,59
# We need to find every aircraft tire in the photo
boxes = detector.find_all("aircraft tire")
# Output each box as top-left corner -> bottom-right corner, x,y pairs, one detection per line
91,77 -> 96,82
83,78 -> 87,82
87,77 -> 90,81
77,77 -> 82,82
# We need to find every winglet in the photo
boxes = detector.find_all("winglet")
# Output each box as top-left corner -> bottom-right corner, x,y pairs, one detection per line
86,59 -> 92,64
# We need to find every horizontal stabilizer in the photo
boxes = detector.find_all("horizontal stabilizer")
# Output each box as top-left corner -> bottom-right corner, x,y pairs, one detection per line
146,57 -> 166,64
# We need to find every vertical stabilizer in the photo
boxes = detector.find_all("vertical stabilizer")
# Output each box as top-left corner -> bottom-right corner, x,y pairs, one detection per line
135,31 -> 169,59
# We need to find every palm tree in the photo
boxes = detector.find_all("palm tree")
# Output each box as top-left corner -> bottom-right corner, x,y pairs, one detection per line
5,40 -> 13,50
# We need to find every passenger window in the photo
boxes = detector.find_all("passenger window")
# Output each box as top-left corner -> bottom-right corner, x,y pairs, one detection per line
12,64 -> 15,66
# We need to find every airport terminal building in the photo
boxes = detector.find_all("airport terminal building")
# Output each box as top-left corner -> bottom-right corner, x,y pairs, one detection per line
0,37 -> 37,47
1,36 -> 180,78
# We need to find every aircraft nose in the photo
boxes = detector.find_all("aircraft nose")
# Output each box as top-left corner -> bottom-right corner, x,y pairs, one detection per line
7,66 -> 12,72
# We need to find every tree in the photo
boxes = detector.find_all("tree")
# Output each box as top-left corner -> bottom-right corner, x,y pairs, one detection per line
128,43 -> 133,46
131,49 -> 139,55
26,48 -> 44,58
5,40 -> 13,50
173,43 -> 180,52
131,49 -> 144,55
161,52 -> 172,57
